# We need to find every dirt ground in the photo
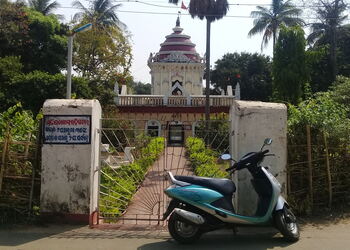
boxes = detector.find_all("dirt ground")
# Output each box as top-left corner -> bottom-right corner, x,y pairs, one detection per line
1,216 -> 350,250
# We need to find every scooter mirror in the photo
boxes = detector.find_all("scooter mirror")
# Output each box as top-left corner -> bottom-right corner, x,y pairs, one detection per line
264,138 -> 273,145
220,154 -> 232,161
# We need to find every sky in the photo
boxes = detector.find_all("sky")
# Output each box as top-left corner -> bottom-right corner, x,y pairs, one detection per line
55,0 -> 275,83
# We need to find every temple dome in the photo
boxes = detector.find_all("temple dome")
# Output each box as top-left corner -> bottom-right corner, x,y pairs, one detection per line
150,17 -> 203,63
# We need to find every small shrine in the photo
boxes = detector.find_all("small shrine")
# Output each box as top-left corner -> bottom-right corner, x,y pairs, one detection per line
115,17 -> 239,145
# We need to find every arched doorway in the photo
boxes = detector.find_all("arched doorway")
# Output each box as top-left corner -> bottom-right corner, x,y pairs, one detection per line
168,121 -> 184,145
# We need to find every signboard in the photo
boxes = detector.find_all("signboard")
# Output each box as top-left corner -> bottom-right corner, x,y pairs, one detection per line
43,115 -> 91,144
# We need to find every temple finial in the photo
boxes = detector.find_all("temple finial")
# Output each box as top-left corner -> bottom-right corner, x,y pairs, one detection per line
176,11 -> 180,27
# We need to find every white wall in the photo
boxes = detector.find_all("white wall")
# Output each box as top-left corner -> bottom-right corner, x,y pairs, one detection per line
149,62 -> 204,95
230,100 -> 287,216
41,99 -> 101,223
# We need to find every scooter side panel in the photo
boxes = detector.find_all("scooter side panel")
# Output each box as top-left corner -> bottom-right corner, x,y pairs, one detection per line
165,185 -> 223,203
165,167 -> 282,226
275,196 -> 287,211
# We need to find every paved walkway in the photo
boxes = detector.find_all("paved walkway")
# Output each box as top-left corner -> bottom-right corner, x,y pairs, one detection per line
114,146 -> 193,227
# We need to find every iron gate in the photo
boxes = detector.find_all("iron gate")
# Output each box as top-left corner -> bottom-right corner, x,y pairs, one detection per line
97,118 -> 231,226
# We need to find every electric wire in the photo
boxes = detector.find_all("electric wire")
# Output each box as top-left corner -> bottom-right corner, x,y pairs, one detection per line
57,7 -> 349,21
55,0 -> 350,21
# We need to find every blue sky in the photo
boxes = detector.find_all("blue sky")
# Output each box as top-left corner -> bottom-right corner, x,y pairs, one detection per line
56,0 -> 274,83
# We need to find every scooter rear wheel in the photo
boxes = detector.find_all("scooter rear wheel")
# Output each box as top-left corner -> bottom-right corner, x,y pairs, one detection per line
168,212 -> 202,244
274,207 -> 300,242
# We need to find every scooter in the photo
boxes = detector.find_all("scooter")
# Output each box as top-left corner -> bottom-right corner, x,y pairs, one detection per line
163,138 -> 299,244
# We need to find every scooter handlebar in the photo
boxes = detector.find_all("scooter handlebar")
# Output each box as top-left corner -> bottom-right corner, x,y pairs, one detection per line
262,149 -> 269,154
225,164 -> 236,172
225,149 -> 270,172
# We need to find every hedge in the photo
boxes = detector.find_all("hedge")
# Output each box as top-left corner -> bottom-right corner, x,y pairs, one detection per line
99,137 -> 164,218
185,137 -> 228,178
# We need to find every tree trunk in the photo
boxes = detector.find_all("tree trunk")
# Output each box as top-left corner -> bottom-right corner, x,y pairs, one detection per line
330,0 -> 339,82
306,125 -> 313,210
323,132 -> 332,209
273,31 -> 276,55
29,120 -> 42,215
0,125 -> 10,194
205,19 -> 211,145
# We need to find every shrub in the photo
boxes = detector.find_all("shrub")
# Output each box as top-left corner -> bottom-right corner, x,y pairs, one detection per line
99,137 -> 165,218
185,137 -> 228,178
287,91 -> 350,214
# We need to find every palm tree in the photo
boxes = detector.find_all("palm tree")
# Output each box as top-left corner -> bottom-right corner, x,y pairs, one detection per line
169,0 -> 229,123
72,0 -> 125,29
307,0 -> 347,81
28,0 -> 59,16
248,0 -> 304,52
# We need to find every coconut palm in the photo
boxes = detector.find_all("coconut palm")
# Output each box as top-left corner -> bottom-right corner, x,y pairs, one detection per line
248,0 -> 304,51
28,0 -> 59,16
307,0 -> 347,81
307,0 -> 347,44
169,0 -> 229,122
72,0 -> 125,29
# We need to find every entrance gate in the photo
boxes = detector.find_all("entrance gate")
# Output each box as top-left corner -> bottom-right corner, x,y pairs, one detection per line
96,118 -> 231,226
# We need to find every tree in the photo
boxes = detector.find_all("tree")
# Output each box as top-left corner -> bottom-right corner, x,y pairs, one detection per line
307,24 -> 350,92
211,52 -> 273,101
169,0 -> 229,123
0,56 -> 24,111
13,71 -> 92,113
28,0 -> 60,16
305,44 -> 330,92
71,0 -> 132,86
329,76 -> 350,111
0,57 -> 93,113
273,26 -> 308,104
307,0 -> 348,81
72,0 -> 125,29
0,3 -> 67,73
73,27 -> 132,82
23,9 -> 67,73
248,0 -> 304,51
0,1 -> 30,58
336,24 -> 350,77
130,81 -> 151,94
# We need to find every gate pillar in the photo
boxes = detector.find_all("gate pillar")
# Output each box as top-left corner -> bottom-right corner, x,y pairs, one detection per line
40,99 -> 101,224
230,101 -> 287,216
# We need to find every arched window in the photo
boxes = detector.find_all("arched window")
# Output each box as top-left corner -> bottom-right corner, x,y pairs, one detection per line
146,120 -> 161,137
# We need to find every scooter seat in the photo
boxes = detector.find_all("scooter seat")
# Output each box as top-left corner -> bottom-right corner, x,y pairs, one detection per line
174,175 -> 236,196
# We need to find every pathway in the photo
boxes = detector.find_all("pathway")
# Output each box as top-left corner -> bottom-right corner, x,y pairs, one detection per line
115,146 -> 193,227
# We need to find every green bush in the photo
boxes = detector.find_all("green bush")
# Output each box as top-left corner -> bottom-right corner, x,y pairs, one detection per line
99,137 -> 165,218
185,137 -> 227,178
287,90 -> 350,214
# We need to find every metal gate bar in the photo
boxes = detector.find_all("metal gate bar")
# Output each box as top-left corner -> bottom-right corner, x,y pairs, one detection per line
97,119 -> 230,226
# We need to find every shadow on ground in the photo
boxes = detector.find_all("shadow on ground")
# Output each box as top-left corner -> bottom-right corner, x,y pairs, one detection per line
0,224 -> 295,249
0,224 -> 84,247
137,232 -> 294,250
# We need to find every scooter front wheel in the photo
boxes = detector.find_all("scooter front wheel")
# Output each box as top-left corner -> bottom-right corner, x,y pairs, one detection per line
168,212 -> 202,244
274,207 -> 300,242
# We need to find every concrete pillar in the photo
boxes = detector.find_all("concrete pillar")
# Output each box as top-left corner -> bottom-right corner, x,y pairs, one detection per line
121,85 -> 127,95
235,83 -> 241,100
227,85 -> 233,96
230,100 -> 287,216
41,99 -> 101,224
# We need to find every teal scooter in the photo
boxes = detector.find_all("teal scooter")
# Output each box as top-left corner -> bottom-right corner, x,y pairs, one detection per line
163,138 -> 299,244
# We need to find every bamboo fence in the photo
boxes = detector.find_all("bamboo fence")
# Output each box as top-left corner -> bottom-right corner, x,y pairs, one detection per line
287,125 -> 350,214
0,124 -> 41,224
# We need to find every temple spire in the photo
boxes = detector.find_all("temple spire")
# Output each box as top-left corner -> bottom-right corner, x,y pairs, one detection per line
176,12 -> 180,27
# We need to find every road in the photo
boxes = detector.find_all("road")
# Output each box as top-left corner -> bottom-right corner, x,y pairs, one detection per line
0,218 -> 349,250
